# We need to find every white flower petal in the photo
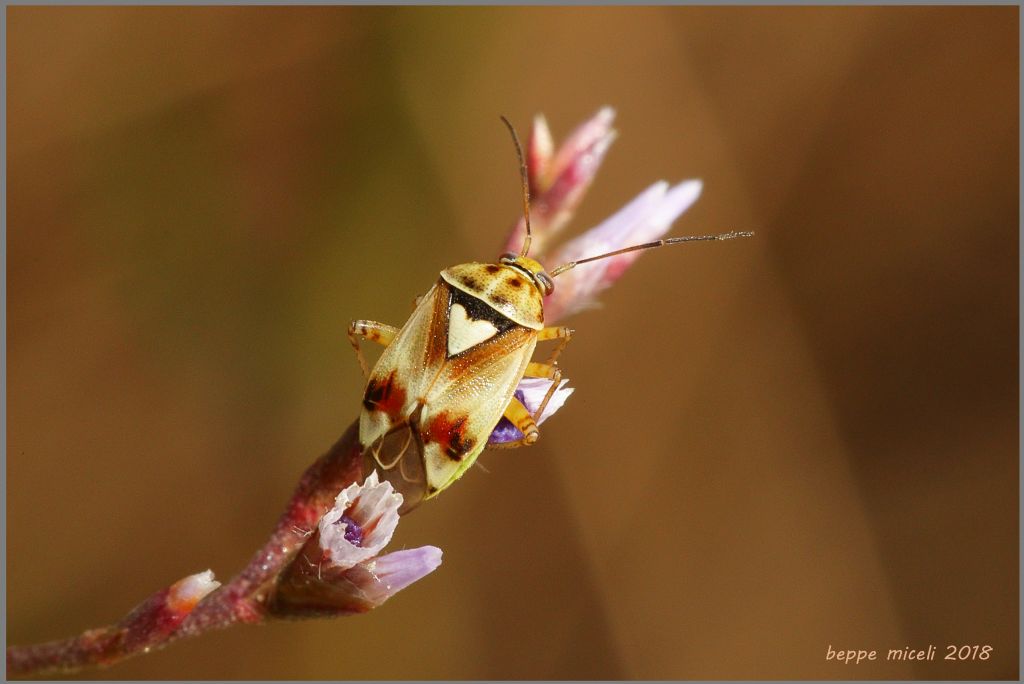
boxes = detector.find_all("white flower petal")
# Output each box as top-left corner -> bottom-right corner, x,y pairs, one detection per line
516,376 -> 574,424
647,179 -> 703,240
548,106 -> 617,183
318,471 -> 403,571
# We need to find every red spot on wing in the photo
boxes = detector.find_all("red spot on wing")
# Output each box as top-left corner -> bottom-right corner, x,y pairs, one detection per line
423,411 -> 475,461
363,371 -> 407,419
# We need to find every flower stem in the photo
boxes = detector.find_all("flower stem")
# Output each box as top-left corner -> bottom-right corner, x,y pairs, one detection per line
7,421 -> 363,678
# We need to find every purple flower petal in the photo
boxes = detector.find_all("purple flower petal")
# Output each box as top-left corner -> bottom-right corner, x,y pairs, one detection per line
307,546 -> 445,610
355,546 -> 444,606
488,390 -> 529,444
488,378 -> 574,444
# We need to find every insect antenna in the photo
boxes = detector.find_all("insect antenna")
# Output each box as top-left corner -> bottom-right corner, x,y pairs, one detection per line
548,230 -> 755,278
499,115 -> 533,257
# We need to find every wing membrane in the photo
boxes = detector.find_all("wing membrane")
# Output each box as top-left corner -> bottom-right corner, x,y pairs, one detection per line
361,421 -> 428,514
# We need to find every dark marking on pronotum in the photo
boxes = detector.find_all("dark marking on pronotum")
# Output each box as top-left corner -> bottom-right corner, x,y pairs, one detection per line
448,288 -> 517,335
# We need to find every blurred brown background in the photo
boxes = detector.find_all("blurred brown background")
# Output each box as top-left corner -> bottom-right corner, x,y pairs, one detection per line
7,6 -> 1018,680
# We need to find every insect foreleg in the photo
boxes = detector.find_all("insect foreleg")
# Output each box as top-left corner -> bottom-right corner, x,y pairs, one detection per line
536,326 -> 573,366
347,320 -> 399,378
489,396 -> 540,449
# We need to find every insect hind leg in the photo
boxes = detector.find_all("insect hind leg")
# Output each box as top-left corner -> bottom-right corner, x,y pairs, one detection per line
490,396 -> 540,450
491,357 -> 567,450
373,425 -> 413,470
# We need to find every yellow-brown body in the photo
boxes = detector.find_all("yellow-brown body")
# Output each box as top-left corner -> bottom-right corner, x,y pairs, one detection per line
348,255 -> 571,507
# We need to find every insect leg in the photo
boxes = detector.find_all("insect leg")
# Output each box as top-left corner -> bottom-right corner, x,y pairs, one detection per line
525,361 -> 558,379
536,326 -> 573,366
523,364 -> 563,428
496,348 -> 568,449
488,396 -> 540,449
347,320 -> 399,378
375,427 -> 413,470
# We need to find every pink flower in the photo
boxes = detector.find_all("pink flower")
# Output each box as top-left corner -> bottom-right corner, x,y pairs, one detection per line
504,107 -> 618,258
490,108 -> 749,436
501,107 -> 750,325
269,473 -> 441,616
317,472 -> 401,568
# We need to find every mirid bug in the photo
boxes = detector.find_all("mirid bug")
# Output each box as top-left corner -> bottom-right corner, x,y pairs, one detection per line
348,117 -> 752,510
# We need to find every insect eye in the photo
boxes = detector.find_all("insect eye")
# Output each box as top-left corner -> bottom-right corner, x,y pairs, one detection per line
536,272 -> 555,295
499,252 -> 517,263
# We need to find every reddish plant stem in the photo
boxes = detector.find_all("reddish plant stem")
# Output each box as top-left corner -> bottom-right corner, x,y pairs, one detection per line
7,421 -> 363,679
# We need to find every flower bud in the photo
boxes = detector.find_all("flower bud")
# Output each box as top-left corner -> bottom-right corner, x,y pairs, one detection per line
504,107 -> 618,257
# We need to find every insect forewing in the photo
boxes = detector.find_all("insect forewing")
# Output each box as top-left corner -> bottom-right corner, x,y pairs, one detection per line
359,272 -> 541,502
417,323 -> 537,495
359,284 -> 445,449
